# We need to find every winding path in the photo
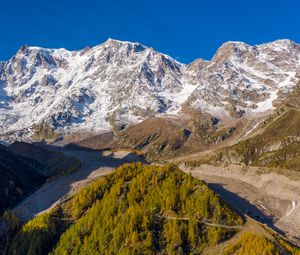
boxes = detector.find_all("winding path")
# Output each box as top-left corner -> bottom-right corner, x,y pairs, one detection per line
156,215 -> 242,229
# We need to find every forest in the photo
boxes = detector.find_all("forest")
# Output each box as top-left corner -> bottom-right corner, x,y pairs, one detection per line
1,163 -> 299,254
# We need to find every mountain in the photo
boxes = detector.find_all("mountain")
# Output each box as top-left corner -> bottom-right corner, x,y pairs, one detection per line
184,40 -> 300,119
0,144 -> 45,213
0,39 -> 299,143
0,39 -> 184,142
2,38 -> 300,254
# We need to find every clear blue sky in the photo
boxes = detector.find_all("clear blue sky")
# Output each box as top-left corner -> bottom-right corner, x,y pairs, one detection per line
1,0 -> 300,63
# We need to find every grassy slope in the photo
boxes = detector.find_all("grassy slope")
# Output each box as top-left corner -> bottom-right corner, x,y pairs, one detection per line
113,118 -> 194,159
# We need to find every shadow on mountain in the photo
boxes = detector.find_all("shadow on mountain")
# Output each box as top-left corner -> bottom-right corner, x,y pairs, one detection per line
207,182 -> 285,236
0,144 -> 46,214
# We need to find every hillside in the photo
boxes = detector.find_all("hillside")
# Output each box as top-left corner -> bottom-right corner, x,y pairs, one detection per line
3,163 -> 241,254
111,112 -> 239,160
0,141 -> 81,214
220,231 -> 300,255
175,85 -> 300,242
65,132 -> 115,150
2,163 -> 299,254
112,117 -> 194,159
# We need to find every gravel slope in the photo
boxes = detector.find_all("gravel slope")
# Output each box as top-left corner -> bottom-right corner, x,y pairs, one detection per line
181,164 -> 300,240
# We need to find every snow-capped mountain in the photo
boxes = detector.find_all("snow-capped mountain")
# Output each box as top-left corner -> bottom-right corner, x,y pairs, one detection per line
0,38 -> 299,142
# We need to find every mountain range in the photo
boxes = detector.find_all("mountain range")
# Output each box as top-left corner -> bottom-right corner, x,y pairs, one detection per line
0,38 -> 299,143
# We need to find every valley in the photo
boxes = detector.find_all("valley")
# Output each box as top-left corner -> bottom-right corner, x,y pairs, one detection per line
6,143 -> 299,242
3,145 -> 299,252
13,147 -> 145,221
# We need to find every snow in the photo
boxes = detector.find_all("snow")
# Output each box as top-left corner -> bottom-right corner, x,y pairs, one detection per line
159,82 -> 197,114
176,83 -> 198,104
286,201 -> 296,216
278,72 -> 297,88
0,38 -> 188,141
253,89 -> 278,112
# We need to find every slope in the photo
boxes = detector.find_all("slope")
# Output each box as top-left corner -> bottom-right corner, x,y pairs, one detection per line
111,112 -> 239,160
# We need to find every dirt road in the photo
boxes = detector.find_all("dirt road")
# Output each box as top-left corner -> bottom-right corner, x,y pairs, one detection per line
13,148 -> 145,221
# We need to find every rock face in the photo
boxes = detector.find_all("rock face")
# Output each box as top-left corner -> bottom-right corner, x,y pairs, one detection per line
0,39 -> 299,142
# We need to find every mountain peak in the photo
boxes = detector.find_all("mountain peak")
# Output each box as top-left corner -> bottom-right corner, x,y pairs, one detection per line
210,41 -> 250,63
17,45 -> 51,54
259,39 -> 300,52
102,38 -> 147,51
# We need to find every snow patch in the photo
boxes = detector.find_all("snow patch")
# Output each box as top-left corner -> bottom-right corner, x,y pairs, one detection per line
286,201 -> 296,216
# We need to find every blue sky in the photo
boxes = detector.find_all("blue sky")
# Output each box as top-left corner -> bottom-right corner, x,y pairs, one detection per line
1,0 -> 300,62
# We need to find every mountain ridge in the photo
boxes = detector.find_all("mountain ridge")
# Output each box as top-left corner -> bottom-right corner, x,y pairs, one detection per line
0,38 -> 299,143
